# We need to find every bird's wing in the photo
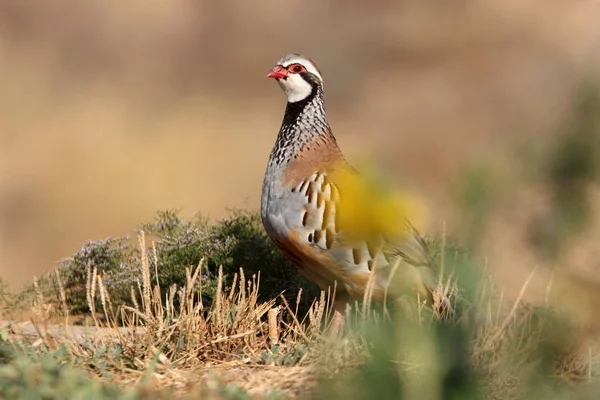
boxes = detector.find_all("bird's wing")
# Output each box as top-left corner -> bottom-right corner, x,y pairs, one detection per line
277,160 -> 438,300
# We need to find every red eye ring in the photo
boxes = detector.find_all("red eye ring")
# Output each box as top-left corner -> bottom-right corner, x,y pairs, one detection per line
288,64 -> 306,74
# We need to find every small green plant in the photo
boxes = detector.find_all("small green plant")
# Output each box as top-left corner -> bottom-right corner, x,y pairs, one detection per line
0,339 -> 132,400
260,343 -> 308,366
0,278 -> 36,319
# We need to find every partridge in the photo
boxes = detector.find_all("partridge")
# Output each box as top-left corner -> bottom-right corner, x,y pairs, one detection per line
261,54 -> 443,325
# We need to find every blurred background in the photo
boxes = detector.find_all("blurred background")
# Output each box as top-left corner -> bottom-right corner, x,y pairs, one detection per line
0,0 -> 599,317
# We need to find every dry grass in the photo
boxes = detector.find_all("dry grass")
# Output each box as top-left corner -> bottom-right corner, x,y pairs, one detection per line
6,231 -> 337,397
3,229 -> 599,399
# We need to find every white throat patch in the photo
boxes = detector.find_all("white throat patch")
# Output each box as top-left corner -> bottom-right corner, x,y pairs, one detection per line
278,75 -> 313,103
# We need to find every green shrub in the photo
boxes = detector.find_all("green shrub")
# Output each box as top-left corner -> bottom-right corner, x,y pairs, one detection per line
54,209 -> 320,316
141,209 -> 320,314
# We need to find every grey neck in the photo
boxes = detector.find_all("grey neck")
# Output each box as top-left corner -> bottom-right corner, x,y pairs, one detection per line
268,85 -> 337,168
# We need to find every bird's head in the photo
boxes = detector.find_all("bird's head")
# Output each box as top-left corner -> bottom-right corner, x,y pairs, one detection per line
267,54 -> 323,103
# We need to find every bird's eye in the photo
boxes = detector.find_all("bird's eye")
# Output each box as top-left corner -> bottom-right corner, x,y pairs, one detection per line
290,64 -> 305,73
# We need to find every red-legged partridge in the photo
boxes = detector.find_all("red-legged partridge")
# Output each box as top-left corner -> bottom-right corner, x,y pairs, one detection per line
261,54 -> 443,330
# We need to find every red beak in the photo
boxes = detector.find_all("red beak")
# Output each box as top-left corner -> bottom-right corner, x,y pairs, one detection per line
267,65 -> 287,79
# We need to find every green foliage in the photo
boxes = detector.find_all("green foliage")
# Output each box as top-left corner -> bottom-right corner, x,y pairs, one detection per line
260,343 -> 308,367
0,278 -> 36,319
53,209 -> 320,316
0,339 -> 131,400
0,278 -> 14,316
0,333 -> 259,400
528,83 -> 600,260
308,256 -> 597,400
454,167 -> 496,248
312,314 -> 484,400
142,209 -> 320,313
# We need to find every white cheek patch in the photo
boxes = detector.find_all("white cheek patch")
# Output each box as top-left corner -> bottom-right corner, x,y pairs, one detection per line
278,74 -> 313,103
